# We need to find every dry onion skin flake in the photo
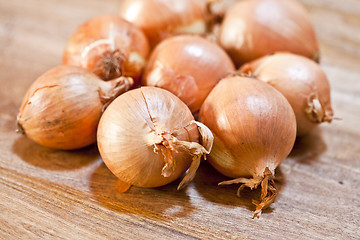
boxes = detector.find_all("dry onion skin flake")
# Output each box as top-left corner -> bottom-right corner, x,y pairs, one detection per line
97,87 -> 213,190
199,76 -> 296,218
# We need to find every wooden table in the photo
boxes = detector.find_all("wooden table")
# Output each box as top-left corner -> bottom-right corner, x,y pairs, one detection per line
1,0 -> 359,239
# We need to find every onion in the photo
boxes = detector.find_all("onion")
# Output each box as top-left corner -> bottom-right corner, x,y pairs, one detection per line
63,15 -> 149,83
118,0 -> 207,47
17,65 -> 133,150
199,76 -> 296,218
240,52 -> 333,136
219,0 -> 319,67
143,35 -> 235,113
97,87 -> 213,190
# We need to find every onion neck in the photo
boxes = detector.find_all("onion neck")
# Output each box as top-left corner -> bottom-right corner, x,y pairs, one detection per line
305,94 -> 333,123
150,121 -> 213,190
98,76 -> 134,111
93,49 -> 126,81
16,116 -> 26,135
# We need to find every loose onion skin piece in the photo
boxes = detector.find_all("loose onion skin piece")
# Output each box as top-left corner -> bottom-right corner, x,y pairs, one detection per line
143,35 -> 235,114
17,65 -> 133,150
97,87 -> 213,189
240,52 -> 333,136
219,0 -> 319,67
199,76 -> 296,218
63,15 -> 149,83
118,0 -> 207,47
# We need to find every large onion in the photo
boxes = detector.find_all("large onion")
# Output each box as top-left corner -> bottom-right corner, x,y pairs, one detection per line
97,87 -> 213,190
199,76 -> 296,218
143,35 -> 235,113
119,0 -> 207,47
219,0 -> 319,67
240,52 -> 333,136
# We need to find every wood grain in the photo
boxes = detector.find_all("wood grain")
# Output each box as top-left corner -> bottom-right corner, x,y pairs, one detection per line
1,0 -> 360,239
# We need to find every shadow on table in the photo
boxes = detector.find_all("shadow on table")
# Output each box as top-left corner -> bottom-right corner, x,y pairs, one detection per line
289,128 -> 327,164
12,135 -> 99,170
193,161 -> 285,217
89,162 -> 195,220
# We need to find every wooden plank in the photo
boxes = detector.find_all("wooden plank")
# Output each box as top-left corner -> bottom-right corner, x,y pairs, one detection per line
0,0 -> 359,239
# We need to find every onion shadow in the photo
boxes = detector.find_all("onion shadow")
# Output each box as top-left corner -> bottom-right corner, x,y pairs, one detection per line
12,135 -> 99,170
193,160 -> 286,216
289,127 -> 327,164
89,162 -> 195,220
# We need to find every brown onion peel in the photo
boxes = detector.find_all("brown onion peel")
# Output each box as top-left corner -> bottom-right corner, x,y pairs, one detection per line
97,87 -> 213,189
240,52 -> 334,135
219,0 -> 319,67
199,76 -> 296,217
17,65 -> 133,150
118,0 -> 207,47
143,35 -> 235,113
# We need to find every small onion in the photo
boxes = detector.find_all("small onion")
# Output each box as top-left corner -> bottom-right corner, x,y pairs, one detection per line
97,87 -> 213,190
143,35 -> 235,113
119,0 -> 207,47
63,15 -> 149,82
219,0 -> 319,66
17,65 -> 133,150
199,76 -> 296,218
240,52 -> 333,136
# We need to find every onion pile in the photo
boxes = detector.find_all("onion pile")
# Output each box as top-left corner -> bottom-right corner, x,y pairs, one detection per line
97,87 -> 213,190
199,76 -> 297,218
240,52 -> 333,136
118,0 -> 207,47
219,0 -> 319,66
143,35 -> 235,113
17,0 -> 335,219
63,15 -> 149,83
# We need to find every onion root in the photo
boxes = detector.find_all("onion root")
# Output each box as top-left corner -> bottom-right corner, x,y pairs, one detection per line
219,167 -> 278,218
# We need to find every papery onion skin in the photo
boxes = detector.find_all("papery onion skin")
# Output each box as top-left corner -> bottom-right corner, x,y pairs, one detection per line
240,52 -> 333,136
199,76 -> 296,178
143,35 -> 235,114
219,0 -> 319,67
199,76 -> 296,217
17,65 -> 132,150
63,15 -> 149,82
119,0 -> 207,47
97,87 -> 203,188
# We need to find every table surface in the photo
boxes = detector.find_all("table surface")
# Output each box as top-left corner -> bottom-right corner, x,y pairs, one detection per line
1,0 -> 360,239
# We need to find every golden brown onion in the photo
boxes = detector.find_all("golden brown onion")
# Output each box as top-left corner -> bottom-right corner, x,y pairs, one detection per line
17,65 -> 133,150
97,87 -> 213,190
199,76 -> 296,218
63,15 -> 149,82
240,52 -> 333,136
119,0 -> 207,47
219,0 -> 319,67
143,35 -> 235,113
